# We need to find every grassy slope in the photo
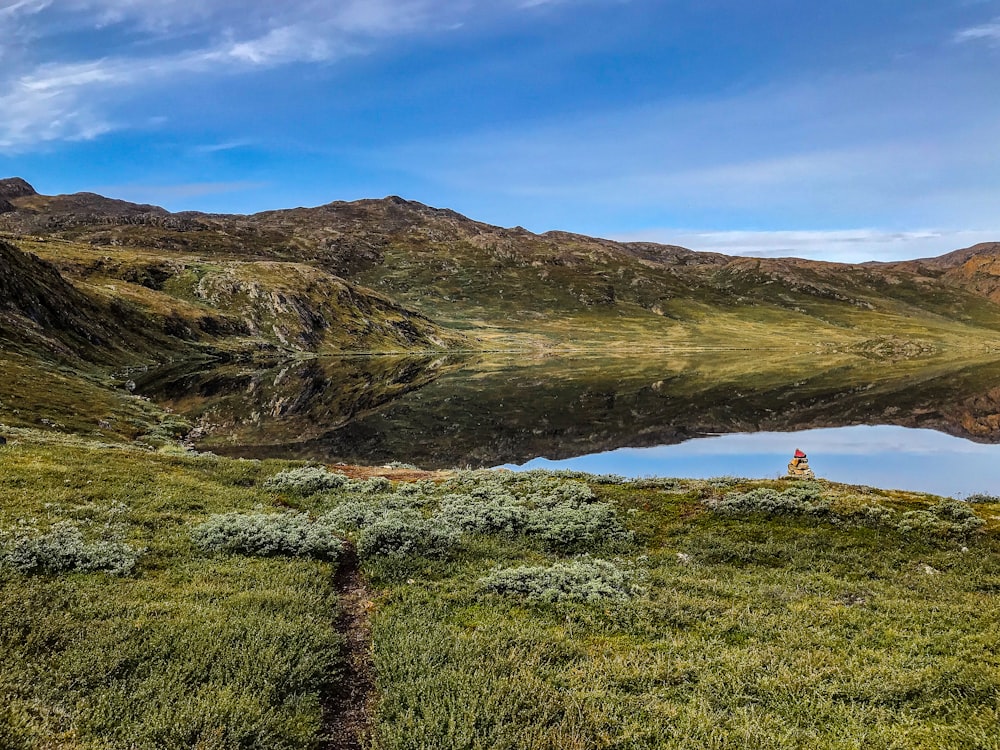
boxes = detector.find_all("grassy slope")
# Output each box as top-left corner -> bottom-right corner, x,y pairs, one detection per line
372,481 -> 1000,749
1,434 -> 998,749
0,352 -> 183,442
354,239 -> 1000,352
0,435 -> 341,750
15,238 -> 467,356
0,237 -> 467,445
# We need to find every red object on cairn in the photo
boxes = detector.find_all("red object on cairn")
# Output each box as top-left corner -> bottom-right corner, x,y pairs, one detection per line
787,449 -> 815,478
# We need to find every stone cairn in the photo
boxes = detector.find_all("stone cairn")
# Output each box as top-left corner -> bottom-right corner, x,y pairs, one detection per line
787,449 -> 815,479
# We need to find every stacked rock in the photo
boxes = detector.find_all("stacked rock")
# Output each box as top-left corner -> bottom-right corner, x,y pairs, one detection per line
787,449 -> 815,478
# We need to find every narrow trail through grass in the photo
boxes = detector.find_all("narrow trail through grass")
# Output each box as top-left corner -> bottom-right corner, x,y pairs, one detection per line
323,543 -> 376,750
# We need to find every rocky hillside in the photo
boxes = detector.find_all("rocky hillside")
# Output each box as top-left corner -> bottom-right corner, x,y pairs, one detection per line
0,179 -> 1000,362
874,243 -> 1000,305
0,180 -> 466,364
0,239 -> 153,362
4,178 -> 1000,351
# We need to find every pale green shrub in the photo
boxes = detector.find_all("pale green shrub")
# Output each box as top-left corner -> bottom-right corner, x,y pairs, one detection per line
526,502 -> 632,550
530,480 -> 597,508
711,484 -> 830,516
2,521 -> 141,575
853,504 -> 896,527
480,559 -> 635,602
896,501 -> 985,538
436,489 -> 529,536
711,484 -> 984,540
263,466 -> 347,494
356,515 -> 460,558
321,502 -> 422,532
435,472 -> 630,549
534,470 -> 628,485
191,512 -> 343,560
708,476 -> 751,488
344,476 -> 393,496
631,478 -> 684,490
966,493 -> 1000,504
393,480 -> 436,497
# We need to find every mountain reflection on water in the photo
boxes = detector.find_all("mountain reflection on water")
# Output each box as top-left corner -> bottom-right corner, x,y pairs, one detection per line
138,351 -> 1000,494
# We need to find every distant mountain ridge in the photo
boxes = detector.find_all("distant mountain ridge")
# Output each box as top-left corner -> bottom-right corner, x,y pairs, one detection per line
3,176 -> 1000,356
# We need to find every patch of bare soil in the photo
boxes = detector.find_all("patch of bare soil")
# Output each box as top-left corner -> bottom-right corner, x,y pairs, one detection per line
330,463 -> 453,483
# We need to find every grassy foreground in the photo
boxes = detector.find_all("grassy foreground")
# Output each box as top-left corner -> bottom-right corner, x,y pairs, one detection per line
1,431 -> 999,749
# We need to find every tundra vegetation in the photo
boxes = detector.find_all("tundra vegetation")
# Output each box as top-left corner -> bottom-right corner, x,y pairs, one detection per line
1,431 -> 998,749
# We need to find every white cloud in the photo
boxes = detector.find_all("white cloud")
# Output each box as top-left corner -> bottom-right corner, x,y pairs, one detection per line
190,139 -> 256,154
609,229 -> 1000,263
0,0 -> 590,149
380,62 -> 1000,236
955,17 -> 1000,43
0,0 -> 47,17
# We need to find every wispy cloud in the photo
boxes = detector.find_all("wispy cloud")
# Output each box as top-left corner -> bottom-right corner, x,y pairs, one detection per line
190,139 -> 256,155
0,0 -> 595,149
381,62 -> 1000,235
955,17 -> 1000,43
610,229 -> 1000,263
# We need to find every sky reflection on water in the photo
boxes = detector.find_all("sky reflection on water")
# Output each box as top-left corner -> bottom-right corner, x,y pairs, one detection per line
505,425 -> 1000,498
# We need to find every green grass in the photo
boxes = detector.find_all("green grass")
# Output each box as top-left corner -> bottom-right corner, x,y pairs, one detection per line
368,480 -> 1000,749
1,438 -> 999,748
0,438 -> 342,749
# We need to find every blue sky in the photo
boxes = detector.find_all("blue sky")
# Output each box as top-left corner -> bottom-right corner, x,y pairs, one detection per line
1,0 -> 998,261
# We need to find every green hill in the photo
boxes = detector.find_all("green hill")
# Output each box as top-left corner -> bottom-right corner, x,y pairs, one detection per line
4,175 -> 1000,444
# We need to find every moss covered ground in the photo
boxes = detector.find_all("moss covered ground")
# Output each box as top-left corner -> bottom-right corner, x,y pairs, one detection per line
1,432 -> 998,748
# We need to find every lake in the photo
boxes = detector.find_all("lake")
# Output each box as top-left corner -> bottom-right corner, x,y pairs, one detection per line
137,350 -> 1000,498
507,425 -> 999,497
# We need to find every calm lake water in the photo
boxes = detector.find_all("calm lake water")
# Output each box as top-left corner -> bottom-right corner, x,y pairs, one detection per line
506,425 -> 1000,497
138,351 -> 1000,497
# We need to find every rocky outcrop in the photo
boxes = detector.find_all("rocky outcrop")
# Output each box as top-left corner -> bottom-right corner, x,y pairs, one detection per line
0,240 -> 105,349
0,177 -> 36,199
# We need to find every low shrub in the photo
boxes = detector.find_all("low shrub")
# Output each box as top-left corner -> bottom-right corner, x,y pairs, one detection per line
479,558 -> 635,602
708,476 -> 751,488
345,476 -> 393,496
434,473 -> 631,549
356,515 -> 460,558
436,489 -> 529,536
531,480 -> 598,508
710,485 -> 985,540
966,493 -> 1000,504
710,484 -> 830,516
321,501 -> 422,532
526,502 -> 632,551
190,512 -> 343,560
631,478 -> 684,490
530,470 -> 628,485
262,466 -> 347,494
851,504 -> 896,527
393,480 -> 436,497
896,501 -> 985,538
2,521 -> 141,575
